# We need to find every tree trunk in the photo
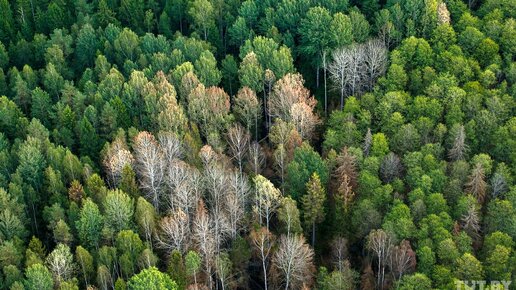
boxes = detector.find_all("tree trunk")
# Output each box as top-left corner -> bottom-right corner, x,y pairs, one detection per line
312,222 -> 316,246
262,252 -> 268,290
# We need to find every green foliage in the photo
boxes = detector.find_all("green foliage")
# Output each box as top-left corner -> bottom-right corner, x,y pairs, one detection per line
286,142 -> 329,201
127,267 -> 178,290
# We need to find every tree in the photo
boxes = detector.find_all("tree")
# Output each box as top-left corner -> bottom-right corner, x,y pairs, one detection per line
277,197 -> 302,237
366,229 -> 393,290
272,234 -> 315,290
466,163 -> 487,204
302,173 -> 326,246
75,24 -> 98,70
188,0 -> 215,40
75,246 -> 94,287
250,227 -> 274,290
388,240 -> 416,284
135,197 -> 156,246
238,52 -> 264,94
156,209 -> 190,254
455,253 -> 484,281
397,273 -> 432,290
227,124 -> 250,176
194,51 -> 221,86
24,263 -> 54,290
46,243 -> 75,286
299,7 -> 333,113
448,124 -> 468,161
286,142 -> 329,201
116,230 -> 144,278
233,87 -> 261,139
187,84 -> 231,141
185,250 -> 202,289
268,73 -> 316,123
253,175 -> 281,230
192,200 -> 215,289
103,189 -> 134,234
328,39 -> 387,108
215,252 -> 233,290
127,267 -> 178,290
76,198 -> 103,250
133,131 -> 165,213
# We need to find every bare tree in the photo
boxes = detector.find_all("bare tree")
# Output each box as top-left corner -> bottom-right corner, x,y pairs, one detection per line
234,87 -> 262,140
247,141 -> 265,175
334,147 -> 358,189
227,124 -> 250,176
272,234 -> 315,290
192,199 -> 215,289
366,229 -> 393,290
331,237 -> 348,273
290,102 -> 320,141
388,240 -> 416,284
225,171 -> 249,238
156,209 -> 190,254
364,39 -> 388,91
103,137 -> 134,188
251,227 -> 275,290
159,132 -> 183,165
46,243 -> 75,286
274,144 -> 287,193
364,128 -> 372,157
329,40 -> 387,109
466,163 -> 487,204
380,152 -> 403,183
328,44 -> 363,108
133,132 -> 165,213
448,125 -> 468,161
268,73 -> 316,122
461,204 -> 481,241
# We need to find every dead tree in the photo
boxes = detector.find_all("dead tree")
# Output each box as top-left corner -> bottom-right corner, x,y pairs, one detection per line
133,131 -> 165,213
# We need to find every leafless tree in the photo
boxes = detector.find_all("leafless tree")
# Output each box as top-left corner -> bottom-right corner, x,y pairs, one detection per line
380,152 -> 403,183
437,2 -> 451,24
366,229 -> 393,290
225,171 -> 249,239
46,243 -> 75,286
364,39 -> 388,91
247,141 -> 265,175
234,86 -> 262,139
159,132 -> 183,165
290,102 -> 320,141
334,147 -> 358,189
331,237 -> 348,272
133,131 -> 165,213
448,125 -> 468,161
491,172 -> 508,198
461,204 -> 481,241
466,163 -> 487,204
227,124 -> 250,176
388,240 -> 416,284
156,209 -> 190,254
274,144 -> 287,193
251,227 -> 276,290
329,40 -> 387,109
364,128 -> 372,157
193,199 -> 216,290
328,44 -> 363,108
272,234 -> 315,290
268,73 -> 316,122
103,137 -> 134,188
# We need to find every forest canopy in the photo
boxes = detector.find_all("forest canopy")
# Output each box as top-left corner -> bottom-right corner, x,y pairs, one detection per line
0,0 -> 515,289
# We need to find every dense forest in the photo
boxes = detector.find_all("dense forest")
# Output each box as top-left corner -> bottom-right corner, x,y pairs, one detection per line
0,0 -> 515,289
